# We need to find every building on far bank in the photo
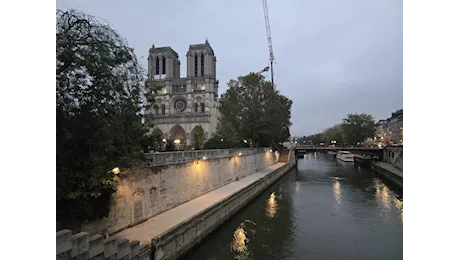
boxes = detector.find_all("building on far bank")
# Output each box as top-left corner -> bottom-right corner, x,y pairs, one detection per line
145,40 -> 220,149
389,109 -> 403,144
376,109 -> 403,145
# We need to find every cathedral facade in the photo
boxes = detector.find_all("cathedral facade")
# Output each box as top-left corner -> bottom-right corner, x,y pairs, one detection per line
146,40 -> 220,148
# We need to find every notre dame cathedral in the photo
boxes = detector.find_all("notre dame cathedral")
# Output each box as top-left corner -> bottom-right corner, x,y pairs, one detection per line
146,40 -> 220,149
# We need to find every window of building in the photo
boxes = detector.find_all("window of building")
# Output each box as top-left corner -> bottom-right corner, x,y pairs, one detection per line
194,54 -> 198,76
200,53 -> 204,76
154,105 -> 159,115
161,104 -> 166,114
200,103 -> 205,112
162,57 -> 166,75
155,57 -> 160,75
194,103 -> 199,112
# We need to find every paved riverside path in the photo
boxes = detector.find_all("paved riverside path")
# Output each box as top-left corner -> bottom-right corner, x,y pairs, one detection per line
374,161 -> 403,178
115,162 -> 287,244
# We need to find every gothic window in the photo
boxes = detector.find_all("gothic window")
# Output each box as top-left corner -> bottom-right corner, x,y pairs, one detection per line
155,57 -> 160,75
162,57 -> 166,75
194,54 -> 198,76
200,103 -> 205,112
194,103 -> 199,113
200,53 -> 204,76
161,104 -> 166,114
154,105 -> 159,115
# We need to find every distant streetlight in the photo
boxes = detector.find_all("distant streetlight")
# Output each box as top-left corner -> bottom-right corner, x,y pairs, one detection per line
174,139 -> 180,144
220,138 -> 224,142
244,139 -> 248,143
162,138 -> 167,143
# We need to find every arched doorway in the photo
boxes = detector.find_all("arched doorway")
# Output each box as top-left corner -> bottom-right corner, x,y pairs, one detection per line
191,125 -> 205,149
170,125 -> 186,147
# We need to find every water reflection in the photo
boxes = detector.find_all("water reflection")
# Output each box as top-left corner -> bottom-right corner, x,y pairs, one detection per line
394,198 -> 403,222
295,181 -> 300,194
231,226 -> 250,259
374,179 -> 391,210
266,192 -> 278,218
333,180 -> 342,204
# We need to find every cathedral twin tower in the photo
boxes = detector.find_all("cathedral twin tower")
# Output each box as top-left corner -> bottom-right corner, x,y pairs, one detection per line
147,40 -> 220,148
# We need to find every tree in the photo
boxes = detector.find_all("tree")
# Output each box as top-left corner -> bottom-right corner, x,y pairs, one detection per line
323,124 -> 344,145
165,138 -> 175,151
193,125 -> 205,150
212,73 -> 292,148
56,9 -> 149,226
341,113 -> 376,145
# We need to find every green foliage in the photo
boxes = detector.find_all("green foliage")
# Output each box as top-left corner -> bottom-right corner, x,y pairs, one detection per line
341,113 -> 376,145
56,9 -> 148,225
322,124 -> 345,145
165,138 -> 175,151
193,125 -> 205,150
209,73 -> 292,149
299,133 -> 326,145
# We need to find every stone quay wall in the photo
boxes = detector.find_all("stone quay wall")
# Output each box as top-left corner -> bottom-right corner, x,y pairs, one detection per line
152,149 -> 296,260
78,148 -> 278,236
56,229 -> 150,260
383,146 -> 403,170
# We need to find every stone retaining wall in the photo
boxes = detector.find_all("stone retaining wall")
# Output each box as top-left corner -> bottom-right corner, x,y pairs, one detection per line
56,230 -> 150,260
151,149 -> 296,260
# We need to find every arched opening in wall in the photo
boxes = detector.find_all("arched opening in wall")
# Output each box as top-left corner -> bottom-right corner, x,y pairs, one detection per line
161,104 -> 166,114
194,54 -> 198,76
201,53 -> 204,76
155,57 -> 160,75
131,189 -> 145,225
170,124 -> 186,147
153,104 -> 159,115
194,103 -> 199,113
162,56 -> 166,75
191,125 -> 205,150
200,102 -> 205,112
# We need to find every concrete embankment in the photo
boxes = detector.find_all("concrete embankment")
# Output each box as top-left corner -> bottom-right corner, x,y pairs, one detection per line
117,149 -> 295,260
372,162 -> 403,188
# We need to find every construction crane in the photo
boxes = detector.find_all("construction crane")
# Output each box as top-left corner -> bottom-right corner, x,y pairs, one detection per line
262,0 -> 275,90
254,66 -> 270,75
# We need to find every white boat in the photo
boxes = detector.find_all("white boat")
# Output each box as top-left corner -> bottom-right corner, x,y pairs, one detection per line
336,151 -> 354,162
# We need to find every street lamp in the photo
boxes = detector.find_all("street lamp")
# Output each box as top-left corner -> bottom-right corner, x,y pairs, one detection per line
174,139 -> 180,144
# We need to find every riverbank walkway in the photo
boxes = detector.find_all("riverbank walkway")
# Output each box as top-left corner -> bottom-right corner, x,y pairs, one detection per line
115,162 -> 286,244
373,161 -> 403,178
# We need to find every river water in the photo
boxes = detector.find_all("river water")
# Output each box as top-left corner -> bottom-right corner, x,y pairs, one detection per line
185,152 -> 403,260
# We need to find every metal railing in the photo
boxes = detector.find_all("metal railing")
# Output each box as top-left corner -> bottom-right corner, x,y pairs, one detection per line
143,147 -> 271,166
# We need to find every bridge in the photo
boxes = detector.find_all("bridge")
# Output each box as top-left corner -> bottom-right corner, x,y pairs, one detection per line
294,145 -> 384,159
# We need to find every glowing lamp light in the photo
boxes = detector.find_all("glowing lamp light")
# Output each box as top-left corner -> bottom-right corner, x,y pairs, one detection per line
270,149 -> 273,152
238,152 -> 242,156
162,138 -> 167,143
174,139 -> 181,144
243,140 -> 248,143
202,156 -> 207,160
112,167 -> 120,175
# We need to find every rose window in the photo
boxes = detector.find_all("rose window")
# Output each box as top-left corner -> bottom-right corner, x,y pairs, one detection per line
174,99 -> 186,112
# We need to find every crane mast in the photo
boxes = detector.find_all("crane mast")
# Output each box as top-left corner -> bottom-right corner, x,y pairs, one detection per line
262,0 -> 275,90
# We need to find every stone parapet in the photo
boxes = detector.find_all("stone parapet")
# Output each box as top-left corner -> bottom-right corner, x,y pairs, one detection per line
56,230 -> 150,260
143,147 -> 270,166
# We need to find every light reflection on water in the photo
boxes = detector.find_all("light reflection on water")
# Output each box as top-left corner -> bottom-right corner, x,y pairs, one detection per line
333,180 -> 342,204
266,192 -> 278,218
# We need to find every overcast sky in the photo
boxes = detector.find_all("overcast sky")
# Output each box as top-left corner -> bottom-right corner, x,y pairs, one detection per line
56,0 -> 402,137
